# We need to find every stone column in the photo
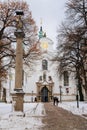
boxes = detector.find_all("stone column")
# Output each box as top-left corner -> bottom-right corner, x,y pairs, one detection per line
12,31 -> 25,112
15,32 -> 24,90
11,10 -> 25,112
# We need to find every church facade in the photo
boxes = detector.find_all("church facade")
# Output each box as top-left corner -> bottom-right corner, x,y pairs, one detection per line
23,27 -> 76,102
1,26 -> 77,103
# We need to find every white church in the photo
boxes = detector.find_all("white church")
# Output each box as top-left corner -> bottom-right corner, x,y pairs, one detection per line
1,25 -> 77,103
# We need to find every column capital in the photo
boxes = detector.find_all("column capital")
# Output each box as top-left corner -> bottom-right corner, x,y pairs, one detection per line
15,30 -> 25,38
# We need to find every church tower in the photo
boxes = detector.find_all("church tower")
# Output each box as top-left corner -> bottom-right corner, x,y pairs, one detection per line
36,24 -> 54,102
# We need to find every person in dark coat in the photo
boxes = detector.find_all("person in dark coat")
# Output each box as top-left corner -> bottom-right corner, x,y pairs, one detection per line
34,97 -> 37,102
56,97 -> 59,106
53,97 -> 59,106
53,97 -> 56,105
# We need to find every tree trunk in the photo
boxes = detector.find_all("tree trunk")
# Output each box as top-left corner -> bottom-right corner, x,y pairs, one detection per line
78,78 -> 84,101
85,88 -> 87,100
0,80 -> 1,100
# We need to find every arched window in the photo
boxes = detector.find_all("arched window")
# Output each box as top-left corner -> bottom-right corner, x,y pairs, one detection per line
63,71 -> 69,86
42,59 -> 48,70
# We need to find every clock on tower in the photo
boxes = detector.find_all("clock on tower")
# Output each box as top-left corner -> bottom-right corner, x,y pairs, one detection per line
41,41 -> 48,49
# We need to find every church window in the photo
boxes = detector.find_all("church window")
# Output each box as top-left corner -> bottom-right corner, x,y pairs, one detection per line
42,59 -> 48,70
63,71 -> 69,86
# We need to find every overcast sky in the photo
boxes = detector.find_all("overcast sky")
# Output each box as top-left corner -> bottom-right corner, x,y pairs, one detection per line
25,0 -> 67,45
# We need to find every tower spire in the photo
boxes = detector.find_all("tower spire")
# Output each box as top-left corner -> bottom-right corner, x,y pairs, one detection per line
38,18 -> 44,39
38,19 -> 47,39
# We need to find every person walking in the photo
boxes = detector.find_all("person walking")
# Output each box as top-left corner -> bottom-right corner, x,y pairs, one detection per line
56,97 -> 59,106
53,97 -> 59,106
53,97 -> 56,106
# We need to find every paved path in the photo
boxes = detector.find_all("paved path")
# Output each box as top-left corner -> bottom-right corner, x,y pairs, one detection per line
41,103 -> 87,130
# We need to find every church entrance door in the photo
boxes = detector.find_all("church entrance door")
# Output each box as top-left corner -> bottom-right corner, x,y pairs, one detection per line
41,86 -> 48,102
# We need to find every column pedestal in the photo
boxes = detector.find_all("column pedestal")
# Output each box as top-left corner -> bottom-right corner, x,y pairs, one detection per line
12,89 -> 25,112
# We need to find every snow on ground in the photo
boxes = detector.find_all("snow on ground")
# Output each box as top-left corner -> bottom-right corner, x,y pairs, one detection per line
0,101 -> 87,130
58,101 -> 87,119
0,102 -> 45,130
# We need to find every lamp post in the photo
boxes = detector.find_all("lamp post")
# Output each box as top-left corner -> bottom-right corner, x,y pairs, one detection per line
12,10 -> 25,112
8,69 -> 12,103
31,91 -> 33,102
76,88 -> 79,108
59,85 -> 62,102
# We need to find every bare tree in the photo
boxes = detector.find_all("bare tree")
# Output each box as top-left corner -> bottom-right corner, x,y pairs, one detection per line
54,0 -> 87,101
0,0 -> 41,96
0,0 -> 40,81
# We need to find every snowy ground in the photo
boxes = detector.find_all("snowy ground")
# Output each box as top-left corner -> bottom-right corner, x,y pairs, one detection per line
0,102 -> 45,130
58,101 -> 87,119
0,101 -> 87,130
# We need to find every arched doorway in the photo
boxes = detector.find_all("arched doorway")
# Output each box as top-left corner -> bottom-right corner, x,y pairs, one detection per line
41,86 -> 48,102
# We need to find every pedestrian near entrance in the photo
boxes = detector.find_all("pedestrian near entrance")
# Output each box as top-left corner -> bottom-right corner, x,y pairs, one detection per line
34,97 -> 37,102
53,97 -> 55,106
53,97 -> 59,106
56,97 -> 59,106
